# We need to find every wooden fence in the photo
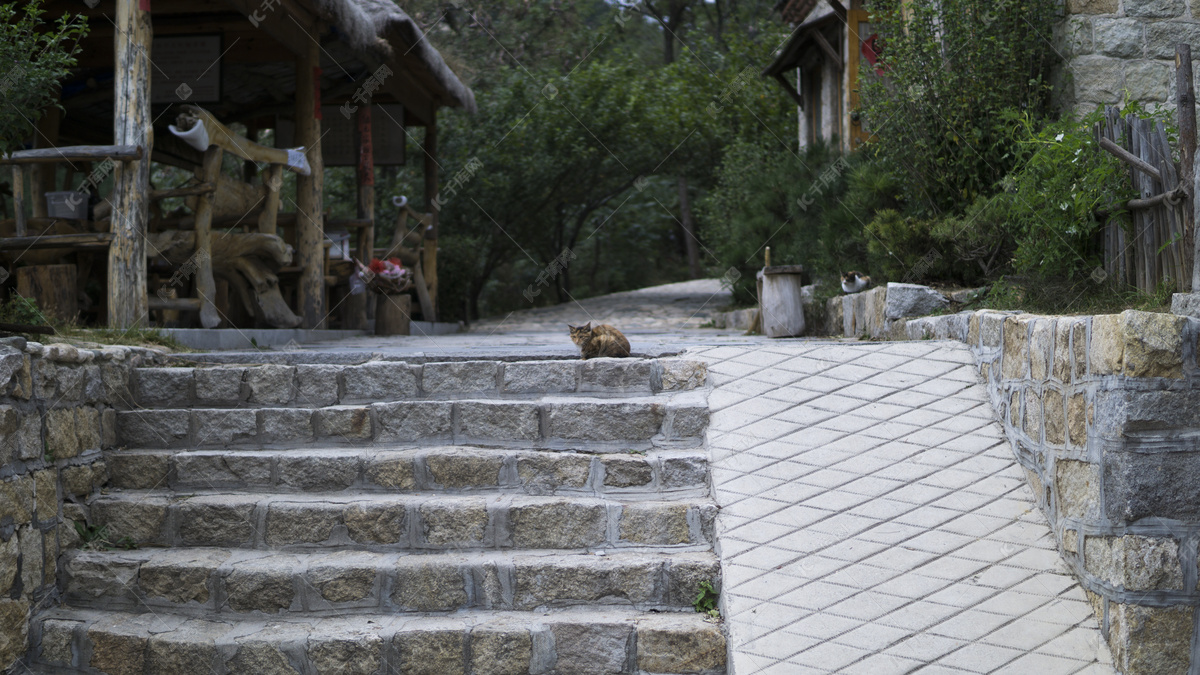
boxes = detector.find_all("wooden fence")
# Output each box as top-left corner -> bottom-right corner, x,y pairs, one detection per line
1095,44 -> 1199,293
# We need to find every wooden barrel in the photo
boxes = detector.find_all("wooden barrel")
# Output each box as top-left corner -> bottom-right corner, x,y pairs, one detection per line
375,293 -> 411,336
759,265 -> 806,338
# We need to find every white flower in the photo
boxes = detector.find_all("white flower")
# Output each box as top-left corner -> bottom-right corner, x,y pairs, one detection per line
1055,133 -> 1065,142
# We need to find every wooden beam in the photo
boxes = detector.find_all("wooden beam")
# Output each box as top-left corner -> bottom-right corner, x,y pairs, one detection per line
810,29 -> 843,71
0,233 -> 113,250
219,0 -> 318,58
11,166 -> 26,237
1099,137 -> 1163,182
295,43 -> 325,328
193,147 -> 223,328
108,0 -> 152,328
151,183 -> 215,200
147,296 -> 202,311
772,73 -> 805,108
0,145 -> 143,165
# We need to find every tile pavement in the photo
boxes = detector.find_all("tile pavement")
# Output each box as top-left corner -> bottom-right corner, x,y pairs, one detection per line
689,340 -> 1115,675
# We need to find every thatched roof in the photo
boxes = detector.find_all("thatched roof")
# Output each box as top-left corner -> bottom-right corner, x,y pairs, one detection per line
309,0 -> 476,113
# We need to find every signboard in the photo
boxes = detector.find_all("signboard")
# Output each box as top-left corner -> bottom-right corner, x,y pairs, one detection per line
275,104 -> 406,166
151,34 -> 222,104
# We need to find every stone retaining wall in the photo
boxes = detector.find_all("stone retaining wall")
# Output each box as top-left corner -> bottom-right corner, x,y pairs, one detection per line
0,339 -> 162,671
882,308 -> 1200,674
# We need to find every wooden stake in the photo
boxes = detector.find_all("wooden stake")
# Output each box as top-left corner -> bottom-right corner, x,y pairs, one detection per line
295,48 -> 325,328
194,146 -> 223,328
11,166 -> 25,237
1178,44 -> 1199,291
108,0 -> 151,328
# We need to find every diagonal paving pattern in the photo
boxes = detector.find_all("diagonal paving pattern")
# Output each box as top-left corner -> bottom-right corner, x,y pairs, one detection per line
689,340 -> 1116,675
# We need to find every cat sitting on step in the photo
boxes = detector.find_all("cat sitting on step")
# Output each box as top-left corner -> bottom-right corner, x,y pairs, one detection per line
568,323 -> 631,360
841,271 -> 871,293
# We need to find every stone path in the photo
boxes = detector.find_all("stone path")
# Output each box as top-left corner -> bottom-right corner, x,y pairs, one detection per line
690,340 -> 1116,674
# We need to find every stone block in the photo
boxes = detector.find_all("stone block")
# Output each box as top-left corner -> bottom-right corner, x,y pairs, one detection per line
1029,319 -> 1054,381
146,623 -> 223,674
295,364 -> 340,406
636,616 -> 726,673
193,409 -> 257,446
0,406 -> 16,465
392,627 -> 466,675
620,503 -> 691,545
469,626 -> 531,675
513,557 -> 657,609
76,406 -> 102,452
15,412 -> 40,461
316,407 -> 373,441
1071,321 -> 1087,381
581,359 -> 652,392
884,283 -> 948,319
658,359 -> 707,391
46,407 -> 80,459
33,468 -> 56,521
373,402 -> 453,442
602,455 -> 653,487
136,368 -> 192,407
88,625 -> 146,675
18,526 -> 41,593
0,599 -> 27,672
1067,0 -> 1116,12
39,618 -> 77,664
1108,603 -> 1192,674
516,454 -> 591,493
101,408 -> 117,447
344,502 -> 406,544
1059,15 -> 1094,57
0,537 -> 17,595
980,312 -> 1005,348
178,499 -> 256,546
1055,460 -> 1099,520
1093,18 -> 1144,57
391,563 -> 468,611
509,500 -> 605,548
1022,390 -> 1042,441
307,635 -> 382,675
1124,0 -> 1184,17
661,455 -> 707,489
175,452 -> 272,489
227,640 -> 301,675
1104,448 -> 1200,521
1002,317 -> 1029,379
1125,60 -> 1170,102
1053,320 -> 1073,382
457,402 -> 540,441
1071,55 -> 1124,103
0,476 -> 32,526
100,363 -> 132,405
422,361 -> 498,395
1090,313 -> 1123,374
342,361 -> 419,401
278,454 -> 359,491
117,410 -> 190,447
420,500 -> 488,546
1123,310 -> 1184,378
140,553 -> 224,604
106,453 -> 169,490
426,452 -> 502,488
193,367 -> 244,405
259,408 -> 314,444
546,401 -> 664,441
308,559 -> 375,603
91,498 -> 168,545
503,361 -> 577,394
226,561 -> 296,612
1067,393 -> 1088,447
667,558 -> 721,607
245,365 -> 296,405
1043,388 -> 1065,445
265,503 -> 338,545
365,454 -> 416,490
550,622 -> 631,675
669,405 -> 708,438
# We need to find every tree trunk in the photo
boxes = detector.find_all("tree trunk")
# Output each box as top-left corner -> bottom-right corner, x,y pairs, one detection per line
295,45 -> 325,328
108,0 -> 151,328
346,104 -> 375,330
678,176 -> 700,278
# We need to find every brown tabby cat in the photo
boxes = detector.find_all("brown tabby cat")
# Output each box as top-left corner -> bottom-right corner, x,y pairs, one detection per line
568,323 -> 631,359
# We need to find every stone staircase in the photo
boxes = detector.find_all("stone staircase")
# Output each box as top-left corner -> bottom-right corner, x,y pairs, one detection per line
25,357 -> 726,675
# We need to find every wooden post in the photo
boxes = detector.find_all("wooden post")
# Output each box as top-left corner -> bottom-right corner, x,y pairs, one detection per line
11,166 -> 26,237
422,115 -> 438,321
295,48 -> 325,328
375,293 -> 411,336
257,164 -> 283,235
346,104 -> 375,330
194,146 -> 223,328
108,0 -> 151,328
1178,44 -> 1200,291
31,104 -> 61,219
17,265 -> 77,323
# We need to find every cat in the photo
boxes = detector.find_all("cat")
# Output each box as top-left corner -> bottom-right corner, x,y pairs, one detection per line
568,323 -> 631,359
841,271 -> 871,293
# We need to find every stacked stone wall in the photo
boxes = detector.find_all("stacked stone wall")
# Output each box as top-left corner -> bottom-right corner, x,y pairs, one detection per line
1058,0 -> 1200,112
0,338 -> 161,671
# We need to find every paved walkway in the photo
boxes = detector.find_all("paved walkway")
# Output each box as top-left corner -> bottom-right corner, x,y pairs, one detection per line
690,340 -> 1115,675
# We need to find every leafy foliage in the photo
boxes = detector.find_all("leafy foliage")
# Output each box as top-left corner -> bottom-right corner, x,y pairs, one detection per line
0,295 -> 47,325
693,580 -> 720,618
0,0 -> 88,155
859,0 -> 1059,216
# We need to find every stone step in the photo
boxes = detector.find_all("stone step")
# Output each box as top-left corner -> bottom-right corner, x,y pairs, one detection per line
106,446 -> 709,496
61,548 -> 719,616
30,607 -> 726,675
89,492 -> 717,551
131,357 -> 708,408
115,393 -> 710,450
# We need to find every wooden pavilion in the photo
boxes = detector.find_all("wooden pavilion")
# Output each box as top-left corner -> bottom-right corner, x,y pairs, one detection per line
2,0 -> 474,330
